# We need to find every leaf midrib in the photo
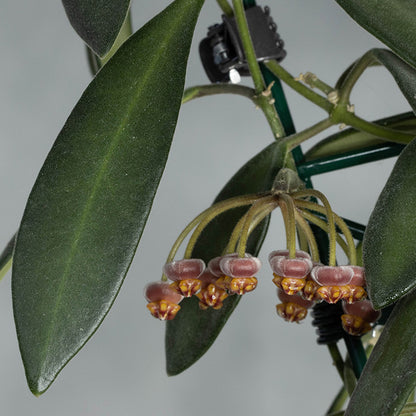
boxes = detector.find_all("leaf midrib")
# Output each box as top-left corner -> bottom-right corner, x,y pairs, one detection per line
36,9 -> 183,383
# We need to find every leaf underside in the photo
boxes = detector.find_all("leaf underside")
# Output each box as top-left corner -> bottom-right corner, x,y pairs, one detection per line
166,142 -> 283,376
13,0 -> 204,395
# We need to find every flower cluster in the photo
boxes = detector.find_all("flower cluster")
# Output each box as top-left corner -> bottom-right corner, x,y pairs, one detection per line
144,168 -> 380,336
144,254 -> 261,320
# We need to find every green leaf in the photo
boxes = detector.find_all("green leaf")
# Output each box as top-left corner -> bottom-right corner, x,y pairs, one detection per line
345,289 -> 416,416
363,137 -> 416,308
166,142 -> 283,376
336,0 -> 416,68
13,0 -> 204,395
304,112 -> 416,161
370,49 -> 416,114
62,0 -> 131,57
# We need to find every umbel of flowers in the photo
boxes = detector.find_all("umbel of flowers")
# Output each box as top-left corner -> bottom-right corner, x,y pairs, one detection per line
144,168 -> 379,337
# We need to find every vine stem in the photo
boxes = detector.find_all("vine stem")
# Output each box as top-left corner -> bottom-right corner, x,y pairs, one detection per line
217,0 -> 234,16
281,118 -> 335,151
337,51 -> 375,105
264,60 -> 333,112
182,84 -> 285,138
325,386 -> 349,415
328,343 -> 345,382
232,0 -> 286,139
338,111 -> 415,144
232,0 -> 264,94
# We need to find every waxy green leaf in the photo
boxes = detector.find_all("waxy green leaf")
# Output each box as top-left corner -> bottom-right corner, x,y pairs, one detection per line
166,142 -> 283,376
346,289 -> 416,416
336,0 -> 416,68
13,0 -> 204,395
364,138 -> 416,308
62,0 -> 131,57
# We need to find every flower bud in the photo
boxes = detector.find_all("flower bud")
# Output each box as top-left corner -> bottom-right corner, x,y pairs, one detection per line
276,289 -> 314,323
341,299 -> 381,336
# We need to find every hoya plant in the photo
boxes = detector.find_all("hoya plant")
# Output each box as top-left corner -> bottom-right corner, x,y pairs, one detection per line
1,0 -> 416,415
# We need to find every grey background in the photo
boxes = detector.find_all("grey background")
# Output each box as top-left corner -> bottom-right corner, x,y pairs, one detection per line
0,1 -> 410,415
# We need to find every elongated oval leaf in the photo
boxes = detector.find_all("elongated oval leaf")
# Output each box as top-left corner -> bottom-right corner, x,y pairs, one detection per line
336,0 -> 416,68
13,0 -> 204,395
364,137 -> 416,308
346,289 -> 416,416
166,142 -> 283,376
370,49 -> 416,114
62,0 -> 131,57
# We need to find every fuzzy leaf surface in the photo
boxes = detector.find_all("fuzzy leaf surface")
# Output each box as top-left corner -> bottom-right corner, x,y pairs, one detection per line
12,0 -> 204,395
346,289 -> 416,416
336,0 -> 416,68
62,0 -> 131,57
364,138 -> 416,308
166,142 -> 283,376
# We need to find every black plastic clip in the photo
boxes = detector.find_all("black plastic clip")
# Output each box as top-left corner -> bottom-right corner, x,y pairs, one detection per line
199,6 -> 286,83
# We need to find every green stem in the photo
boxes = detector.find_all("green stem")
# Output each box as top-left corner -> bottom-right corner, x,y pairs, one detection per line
236,195 -> 277,257
297,209 -> 350,260
163,193 -> 263,280
184,194 -> 265,260
338,51 -> 376,105
325,386 -> 348,415
292,190 -> 337,266
232,0 -> 286,138
264,60 -> 334,112
294,210 -> 320,262
279,194 -> 297,258
182,84 -> 285,139
226,202 -> 276,253
217,0 -> 234,16
338,111 -> 415,144
182,84 -> 255,104
301,72 -> 335,95
295,199 -> 357,265
281,118 -> 335,151
232,0 -> 264,94
328,343 -> 345,382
